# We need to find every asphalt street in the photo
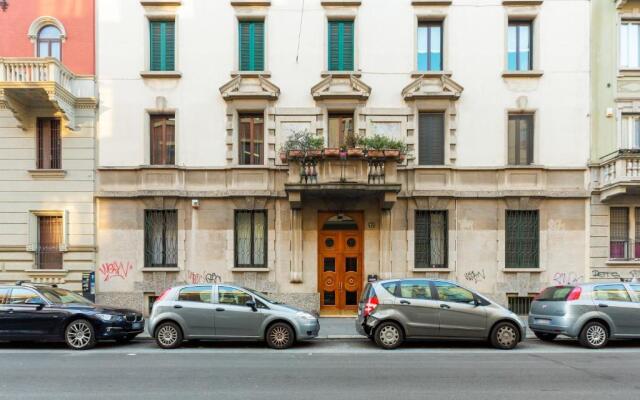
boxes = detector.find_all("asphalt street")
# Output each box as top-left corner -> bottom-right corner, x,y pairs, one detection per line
1,339 -> 640,400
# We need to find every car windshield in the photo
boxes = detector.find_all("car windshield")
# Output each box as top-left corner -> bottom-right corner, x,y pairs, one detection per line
38,288 -> 94,305
244,288 -> 281,304
537,286 -> 574,301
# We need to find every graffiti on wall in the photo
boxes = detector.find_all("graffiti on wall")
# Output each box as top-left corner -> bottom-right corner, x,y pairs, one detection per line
591,269 -> 640,280
99,261 -> 133,282
464,270 -> 486,284
187,271 -> 222,285
552,272 -> 583,286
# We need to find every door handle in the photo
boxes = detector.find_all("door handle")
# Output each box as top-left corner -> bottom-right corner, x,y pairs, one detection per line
216,308 -> 225,312
399,300 -> 411,305
598,303 -> 609,308
173,305 -> 183,309
440,304 -> 451,309
7,308 -> 14,314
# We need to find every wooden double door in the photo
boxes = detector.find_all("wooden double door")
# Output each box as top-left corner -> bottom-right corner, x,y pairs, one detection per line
318,212 -> 364,314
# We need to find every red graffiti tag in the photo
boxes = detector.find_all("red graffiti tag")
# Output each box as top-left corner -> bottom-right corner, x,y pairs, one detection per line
99,261 -> 133,282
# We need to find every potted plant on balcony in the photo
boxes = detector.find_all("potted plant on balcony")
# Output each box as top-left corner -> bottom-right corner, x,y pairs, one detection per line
279,130 -> 324,162
360,135 -> 408,160
345,130 -> 364,157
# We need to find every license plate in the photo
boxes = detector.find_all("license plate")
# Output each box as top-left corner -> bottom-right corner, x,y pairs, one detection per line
132,322 -> 142,330
535,319 -> 551,325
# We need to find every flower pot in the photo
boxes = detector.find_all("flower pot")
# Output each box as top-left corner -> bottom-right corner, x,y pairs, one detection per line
323,148 -> 340,157
367,149 -> 384,158
279,152 -> 288,163
288,149 -> 304,159
384,149 -> 400,158
397,153 -> 406,163
348,148 -> 364,157
305,149 -> 322,158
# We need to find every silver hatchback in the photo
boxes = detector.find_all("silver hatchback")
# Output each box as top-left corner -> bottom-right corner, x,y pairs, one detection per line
356,279 -> 525,350
148,284 -> 320,349
529,282 -> 640,349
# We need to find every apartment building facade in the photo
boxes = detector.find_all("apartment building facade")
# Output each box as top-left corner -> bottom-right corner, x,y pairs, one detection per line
0,0 -> 97,291
95,0 -> 590,314
590,0 -> 640,282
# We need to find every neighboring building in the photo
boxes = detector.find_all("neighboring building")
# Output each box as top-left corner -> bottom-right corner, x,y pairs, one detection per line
0,0 -> 97,291
590,0 -> 640,282
95,0 -> 589,315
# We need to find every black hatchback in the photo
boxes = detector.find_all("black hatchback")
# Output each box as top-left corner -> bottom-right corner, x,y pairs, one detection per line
0,282 -> 144,350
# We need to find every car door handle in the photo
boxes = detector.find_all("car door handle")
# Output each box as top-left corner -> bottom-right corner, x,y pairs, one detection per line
440,304 -> 451,309
598,303 -> 609,308
173,305 -> 183,309
399,300 -> 411,305
216,308 -> 225,312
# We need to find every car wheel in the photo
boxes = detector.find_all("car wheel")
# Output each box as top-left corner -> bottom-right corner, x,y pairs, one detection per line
266,322 -> 294,349
374,321 -> 404,350
65,319 -> 96,350
490,322 -> 520,350
155,322 -> 183,349
534,331 -> 557,342
579,321 -> 608,349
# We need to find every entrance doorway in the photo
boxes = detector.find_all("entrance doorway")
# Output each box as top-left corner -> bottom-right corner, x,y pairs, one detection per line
318,212 -> 364,315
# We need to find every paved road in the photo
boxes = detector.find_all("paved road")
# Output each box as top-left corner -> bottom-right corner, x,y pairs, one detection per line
1,339 -> 640,400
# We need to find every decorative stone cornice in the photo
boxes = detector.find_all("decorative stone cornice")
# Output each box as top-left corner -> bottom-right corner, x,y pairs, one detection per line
402,74 -> 463,100
311,73 -> 371,101
28,16 -> 67,42
219,74 -> 280,101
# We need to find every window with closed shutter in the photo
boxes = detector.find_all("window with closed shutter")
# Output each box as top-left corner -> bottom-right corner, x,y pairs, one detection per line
150,114 -> 175,165
37,118 -> 61,169
415,210 -> 448,268
328,20 -> 354,71
505,210 -> 539,268
150,20 -> 175,71
418,113 -> 445,165
239,21 -> 265,71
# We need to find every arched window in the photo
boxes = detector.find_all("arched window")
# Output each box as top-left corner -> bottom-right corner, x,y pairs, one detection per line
37,25 -> 62,60
322,214 -> 358,231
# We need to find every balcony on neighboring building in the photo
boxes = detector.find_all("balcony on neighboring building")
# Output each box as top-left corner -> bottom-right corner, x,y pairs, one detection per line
595,150 -> 640,202
0,57 -> 96,131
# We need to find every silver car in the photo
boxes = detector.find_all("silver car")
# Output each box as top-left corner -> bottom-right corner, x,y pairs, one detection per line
529,282 -> 640,349
356,279 -> 525,350
148,284 -> 320,349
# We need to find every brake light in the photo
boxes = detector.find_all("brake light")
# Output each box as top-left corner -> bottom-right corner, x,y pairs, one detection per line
363,296 -> 378,317
156,288 -> 171,302
566,287 -> 582,301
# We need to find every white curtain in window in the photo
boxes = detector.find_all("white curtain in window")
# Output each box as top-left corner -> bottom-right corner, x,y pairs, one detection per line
236,212 -> 252,265
253,212 -> 266,265
622,115 -> 640,149
621,23 -> 640,68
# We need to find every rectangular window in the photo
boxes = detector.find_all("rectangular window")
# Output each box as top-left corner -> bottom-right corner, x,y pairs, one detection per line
621,114 -> 640,149
636,208 -> 640,259
150,20 -> 175,71
328,20 -> 354,71
417,22 -> 443,71
621,21 -> 640,69
144,210 -> 178,268
610,207 -> 629,260
418,112 -> 445,165
150,114 -> 175,165
508,21 -> 532,71
328,114 -> 354,148
37,118 -> 61,169
415,211 -> 448,268
238,114 -> 264,165
505,210 -> 539,268
234,210 -> 267,268
508,114 -> 534,165
239,21 -> 265,71
36,215 -> 62,270
507,294 -> 535,315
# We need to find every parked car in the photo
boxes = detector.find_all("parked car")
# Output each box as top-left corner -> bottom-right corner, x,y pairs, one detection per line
356,279 -> 525,350
0,281 -> 144,350
148,284 -> 320,349
529,282 -> 640,349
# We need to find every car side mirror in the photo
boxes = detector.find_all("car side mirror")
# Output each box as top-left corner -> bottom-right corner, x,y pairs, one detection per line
26,298 -> 46,309
473,298 -> 482,307
246,300 -> 258,312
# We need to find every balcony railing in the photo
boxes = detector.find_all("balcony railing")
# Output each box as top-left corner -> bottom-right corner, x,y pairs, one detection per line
599,151 -> 640,187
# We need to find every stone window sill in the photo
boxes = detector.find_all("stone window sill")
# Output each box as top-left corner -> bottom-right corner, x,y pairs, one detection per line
412,268 -> 452,272
230,71 -> 271,78
410,70 -> 453,78
502,70 -> 544,78
28,169 -> 66,179
140,1 -> 182,6
619,69 -> 640,77
140,71 -> 182,79
412,0 -> 452,5
142,267 -> 181,272
321,70 -> 361,78
25,269 -> 69,275
502,268 -> 544,272
231,268 -> 271,272
231,0 -> 271,5
606,260 -> 640,266
321,1 -> 361,6
502,0 -> 543,5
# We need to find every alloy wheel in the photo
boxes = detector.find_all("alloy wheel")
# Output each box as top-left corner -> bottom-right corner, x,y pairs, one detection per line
66,321 -> 93,349
157,325 -> 179,347
586,324 -> 607,347
269,325 -> 291,348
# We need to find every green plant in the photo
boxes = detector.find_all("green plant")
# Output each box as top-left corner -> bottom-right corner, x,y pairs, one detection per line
344,130 -> 362,149
359,134 -> 408,154
280,130 -> 324,152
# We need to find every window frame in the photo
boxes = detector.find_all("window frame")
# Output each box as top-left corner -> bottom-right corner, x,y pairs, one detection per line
234,210 -> 268,269
238,113 -> 265,165
7,288 -> 47,306
149,114 -> 176,166
507,113 -> 534,166
507,20 -> 533,72
144,209 -> 178,268
432,281 -> 476,304
620,113 -> 640,150
620,20 -> 640,70
327,19 -> 355,72
327,113 -> 354,148
238,20 -> 265,72
414,210 -> 448,269
417,111 -> 446,166
36,118 -> 61,170
505,210 -> 540,269
417,21 -> 443,72
593,284 -> 632,303
36,215 -> 63,270
37,25 -> 62,60
216,285 -> 254,306
610,207 -> 630,260
149,19 -> 176,72
177,286 -> 213,303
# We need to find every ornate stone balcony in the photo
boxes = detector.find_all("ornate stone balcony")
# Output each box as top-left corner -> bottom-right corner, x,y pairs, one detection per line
594,151 -> 640,202
0,57 -> 96,130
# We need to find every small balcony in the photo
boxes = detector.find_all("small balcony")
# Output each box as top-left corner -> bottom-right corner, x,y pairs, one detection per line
0,57 -> 96,130
283,150 -> 402,209
596,151 -> 640,202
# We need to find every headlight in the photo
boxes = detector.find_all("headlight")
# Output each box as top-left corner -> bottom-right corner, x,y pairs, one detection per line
296,311 -> 316,321
96,313 -> 116,321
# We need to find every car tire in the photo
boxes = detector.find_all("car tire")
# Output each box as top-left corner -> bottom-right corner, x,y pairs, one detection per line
64,319 -> 96,350
490,321 -> 520,350
373,321 -> 404,350
266,322 -> 295,349
579,321 -> 609,349
155,321 -> 183,349
534,331 -> 557,342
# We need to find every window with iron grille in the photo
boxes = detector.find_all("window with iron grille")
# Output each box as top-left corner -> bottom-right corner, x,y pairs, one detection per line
610,207 -> 629,260
37,215 -> 63,270
150,114 -> 175,165
37,118 -> 61,169
234,210 -> 267,268
505,210 -> 539,268
144,210 -> 178,268
415,210 -> 448,268
239,114 -> 264,165
507,294 -> 535,315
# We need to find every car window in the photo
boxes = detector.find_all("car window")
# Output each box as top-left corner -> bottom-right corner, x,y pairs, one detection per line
218,286 -> 252,306
537,286 -> 574,301
177,286 -> 212,303
360,283 -> 375,303
396,281 -> 434,300
0,288 -> 9,305
381,282 -> 399,297
8,288 -> 42,305
39,288 -> 93,305
434,282 -> 475,304
630,285 -> 640,302
593,284 -> 631,302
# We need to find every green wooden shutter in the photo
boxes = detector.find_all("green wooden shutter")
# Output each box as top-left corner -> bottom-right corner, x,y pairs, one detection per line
328,21 -> 354,71
239,21 -> 265,71
150,20 -> 175,71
